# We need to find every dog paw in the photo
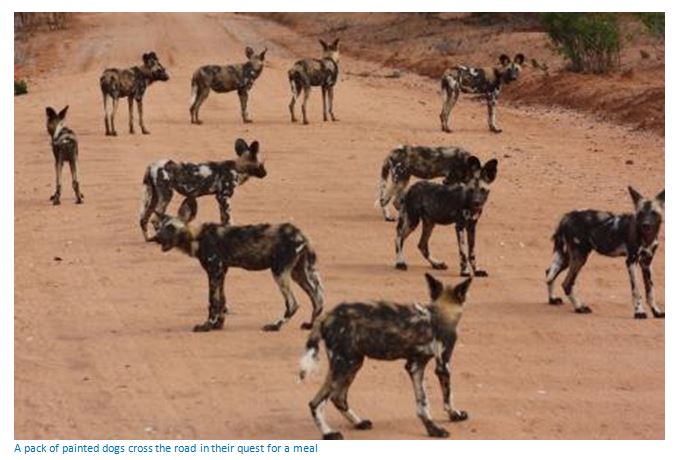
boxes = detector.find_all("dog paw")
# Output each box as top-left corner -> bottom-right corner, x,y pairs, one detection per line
652,310 -> 665,319
575,305 -> 592,314
262,323 -> 281,332
432,262 -> 448,270
548,297 -> 564,306
449,410 -> 469,422
355,420 -> 373,430
383,216 -> 396,222
427,425 -> 450,438
395,262 -> 408,271
490,127 -> 503,134
322,432 -> 344,440
474,269 -> 488,277
193,323 -> 211,332
300,322 -> 314,330
634,312 -> 648,320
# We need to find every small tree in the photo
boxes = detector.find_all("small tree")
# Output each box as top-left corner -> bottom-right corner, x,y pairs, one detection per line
15,79 -> 28,96
542,13 -> 621,74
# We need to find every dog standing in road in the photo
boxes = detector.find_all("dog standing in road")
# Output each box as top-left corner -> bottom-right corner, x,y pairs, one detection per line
288,39 -> 340,124
45,106 -> 84,205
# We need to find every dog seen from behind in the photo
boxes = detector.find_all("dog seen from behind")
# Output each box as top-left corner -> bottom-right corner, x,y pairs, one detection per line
288,39 -> 340,124
300,273 -> 472,440
147,198 -> 324,332
395,157 -> 498,277
545,186 -> 665,319
45,106 -> 84,205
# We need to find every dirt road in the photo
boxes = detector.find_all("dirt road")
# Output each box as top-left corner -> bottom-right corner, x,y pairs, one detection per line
14,13 -> 664,440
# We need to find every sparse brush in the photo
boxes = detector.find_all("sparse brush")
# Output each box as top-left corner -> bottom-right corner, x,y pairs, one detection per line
14,79 -> 28,96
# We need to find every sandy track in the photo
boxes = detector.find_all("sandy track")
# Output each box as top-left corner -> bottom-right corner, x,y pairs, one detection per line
14,13 -> 664,440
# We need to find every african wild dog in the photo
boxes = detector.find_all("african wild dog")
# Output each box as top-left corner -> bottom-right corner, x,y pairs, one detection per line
100,51 -> 169,136
300,273 -> 472,439
545,187 -> 665,319
148,198 -> 324,332
288,39 -> 340,125
189,46 -> 267,125
377,145 -> 477,221
440,53 -> 524,134
139,138 -> 267,240
395,157 -> 498,277
45,106 -> 84,205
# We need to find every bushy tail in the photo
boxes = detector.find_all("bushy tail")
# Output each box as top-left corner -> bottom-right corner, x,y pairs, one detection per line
551,217 -> 568,255
299,318 -> 323,381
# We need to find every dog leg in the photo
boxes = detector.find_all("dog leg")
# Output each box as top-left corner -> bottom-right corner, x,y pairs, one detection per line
435,357 -> 468,422
395,211 -> 419,270
301,86 -> 311,125
641,261 -> 664,318
322,86 -> 328,122
406,358 -> 448,438
50,159 -> 63,205
487,92 -> 502,133
263,271 -> 299,331
466,218 -> 487,277
110,97 -> 119,136
626,259 -> 646,319
328,86 -> 337,121
68,158 -> 84,204
418,220 -> 447,270
216,192 -> 233,226
139,181 -> 158,241
309,371 -> 343,440
545,249 -> 569,305
292,256 -> 324,330
238,89 -> 252,123
440,88 -> 458,133
330,359 -> 372,431
455,223 -> 471,277
103,94 -> 111,136
562,250 -> 591,314
127,96 -> 135,134
194,267 -> 227,332
137,98 -> 149,135
192,86 -> 209,124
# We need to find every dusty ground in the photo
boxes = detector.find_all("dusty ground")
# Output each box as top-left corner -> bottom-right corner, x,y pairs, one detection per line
14,13 -> 664,440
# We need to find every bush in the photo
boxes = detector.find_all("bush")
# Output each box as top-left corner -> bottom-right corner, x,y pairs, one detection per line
636,12 -> 664,38
15,79 -> 28,96
542,13 -> 621,74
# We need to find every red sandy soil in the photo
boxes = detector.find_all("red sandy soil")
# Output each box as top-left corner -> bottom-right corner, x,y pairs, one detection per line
14,13 -> 664,440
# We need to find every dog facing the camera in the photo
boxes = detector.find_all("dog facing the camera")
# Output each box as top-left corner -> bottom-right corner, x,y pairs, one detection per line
300,273 -> 472,440
377,145 -> 477,221
440,53 -> 524,134
288,39 -> 340,124
147,198 -> 325,332
190,46 -> 267,125
546,186 -> 665,319
45,106 -> 84,205
395,157 -> 498,277
100,51 -> 169,136
139,138 -> 267,241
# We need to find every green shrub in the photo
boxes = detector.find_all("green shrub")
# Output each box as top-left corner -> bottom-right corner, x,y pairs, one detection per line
636,12 -> 664,38
542,13 -> 621,74
14,79 -> 28,96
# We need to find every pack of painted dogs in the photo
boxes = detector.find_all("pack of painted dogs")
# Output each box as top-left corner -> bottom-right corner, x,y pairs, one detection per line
43,40 -> 664,440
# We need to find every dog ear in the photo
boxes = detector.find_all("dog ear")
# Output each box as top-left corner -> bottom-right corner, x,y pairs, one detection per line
234,138 -> 249,157
245,46 -> 254,59
319,39 -> 329,50
481,158 -> 498,183
331,38 -> 340,49
655,189 -> 665,210
425,273 -> 443,301
150,51 -> 158,59
142,53 -> 150,63
248,140 -> 260,157
499,54 -> 511,66
45,107 -> 57,119
259,47 -> 268,60
514,53 -> 525,65
628,186 -> 645,209
58,105 -> 69,120
466,156 -> 482,176
453,276 -> 472,304
177,197 -> 198,223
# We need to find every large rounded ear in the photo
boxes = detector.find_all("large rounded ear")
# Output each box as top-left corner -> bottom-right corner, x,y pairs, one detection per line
234,138 -> 249,156
177,197 -> 198,223
58,105 -> 69,120
331,38 -> 340,49
319,39 -> 329,50
150,51 -> 158,59
245,46 -> 254,59
499,54 -> 511,66
425,273 -> 443,301
466,156 -> 482,175
628,186 -> 644,209
514,53 -> 525,65
453,276 -> 473,304
655,189 -> 665,210
45,107 -> 57,118
142,53 -> 150,63
259,47 -> 268,60
248,140 -> 260,157
481,158 -> 498,183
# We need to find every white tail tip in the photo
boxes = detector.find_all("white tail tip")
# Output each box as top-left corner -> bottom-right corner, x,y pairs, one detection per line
299,347 -> 319,381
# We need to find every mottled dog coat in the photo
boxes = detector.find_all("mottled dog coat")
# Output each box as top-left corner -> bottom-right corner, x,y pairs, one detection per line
139,138 -> 267,240
45,106 -> 84,205
545,187 -> 665,319
189,47 -> 267,125
377,145 -> 476,221
395,157 -> 498,277
100,51 -> 169,136
289,39 -> 340,124
148,199 -> 324,332
300,273 -> 472,439
440,53 -> 524,133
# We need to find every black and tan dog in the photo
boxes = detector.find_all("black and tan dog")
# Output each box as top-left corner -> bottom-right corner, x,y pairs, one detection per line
440,53 -> 524,134
189,46 -> 267,125
300,273 -> 472,439
45,106 -> 84,205
139,138 -> 266,240
100,51 -> 169,136
377,145 -> 476,221
288,39 -> 340,124
148,199 -> 324,332
545,187 -> 665,319
394,157 -> 498,277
